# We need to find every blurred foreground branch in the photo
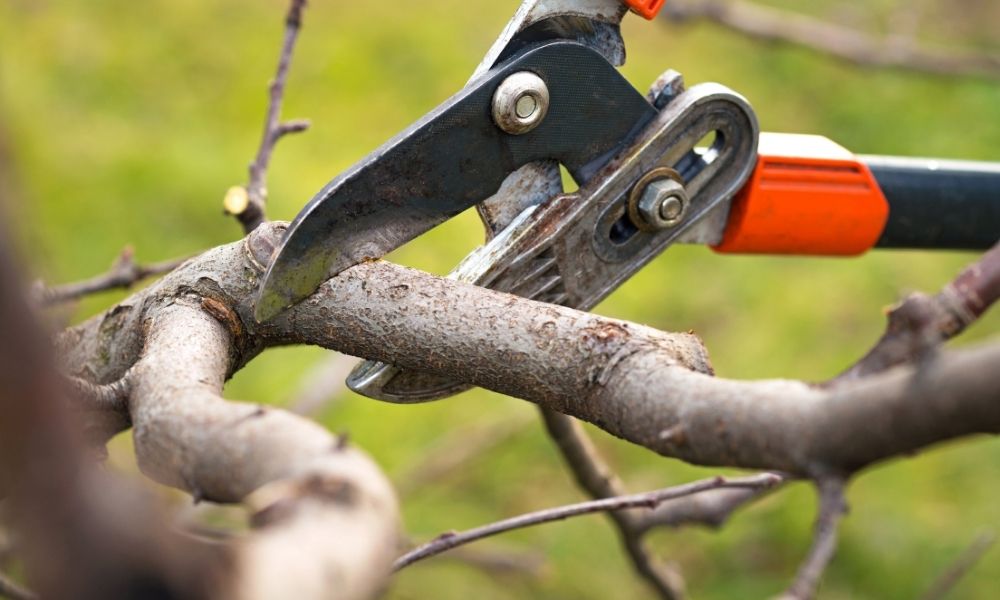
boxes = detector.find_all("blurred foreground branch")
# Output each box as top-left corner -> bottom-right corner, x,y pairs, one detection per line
0,571 -> 35,600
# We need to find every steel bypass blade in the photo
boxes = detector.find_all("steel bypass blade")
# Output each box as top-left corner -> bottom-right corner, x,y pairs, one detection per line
255,40 -> 656,322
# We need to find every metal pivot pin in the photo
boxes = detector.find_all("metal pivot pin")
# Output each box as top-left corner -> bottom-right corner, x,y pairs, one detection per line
492,71 -> 550,135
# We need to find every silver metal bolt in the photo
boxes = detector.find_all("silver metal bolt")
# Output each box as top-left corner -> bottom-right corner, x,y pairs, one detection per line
634,177 -> 688,231
659,195 -> 684,221
492,71 -> 549,135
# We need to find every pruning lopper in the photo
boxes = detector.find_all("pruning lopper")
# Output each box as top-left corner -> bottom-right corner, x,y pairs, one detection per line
255,0 -> 1000,402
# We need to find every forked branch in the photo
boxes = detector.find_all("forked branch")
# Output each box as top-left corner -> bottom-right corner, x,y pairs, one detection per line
540,409 -> 685,600
839,240 -> 1000,381
781,478 -> 847,600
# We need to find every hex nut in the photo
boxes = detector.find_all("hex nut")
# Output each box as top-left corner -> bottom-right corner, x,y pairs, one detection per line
627,168 -> 689,232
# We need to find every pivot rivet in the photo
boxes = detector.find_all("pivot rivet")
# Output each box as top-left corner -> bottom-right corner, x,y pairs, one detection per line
493,71 -> 550,135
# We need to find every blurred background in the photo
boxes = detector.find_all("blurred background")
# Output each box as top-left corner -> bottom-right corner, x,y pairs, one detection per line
1,0 -> 999,597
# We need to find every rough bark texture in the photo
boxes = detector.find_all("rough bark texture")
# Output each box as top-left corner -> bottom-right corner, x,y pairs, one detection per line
59,222 -> 1000,481
131,301 -> 399,600
53,226 -> 401,599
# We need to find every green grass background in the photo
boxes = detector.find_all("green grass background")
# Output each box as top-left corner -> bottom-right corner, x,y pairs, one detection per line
2,0 -> 998,597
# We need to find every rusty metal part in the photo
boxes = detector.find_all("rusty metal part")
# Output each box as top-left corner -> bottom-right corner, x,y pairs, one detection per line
627,167 -> 687,231
255,40 -> 658,322
476,161 -> 564,239
470,0 -> 632,241
348,82 -> 759,402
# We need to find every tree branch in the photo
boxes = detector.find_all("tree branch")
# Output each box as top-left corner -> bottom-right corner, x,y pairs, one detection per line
633,482 -> 782,533
130,299 -> 399,599
34,246 -> 187,306
227,0 -> 310,233
65,371 -> 131,413
539,409 -> 685,600
662,0 -> 1000,79
780,478 -> 847,600
0,572 -> 35,600
0,212 -> 225,600
838,240 -> 1000,381
919,531 -> 997,600
57,224 -> 1000,479
394,473 -> 781,571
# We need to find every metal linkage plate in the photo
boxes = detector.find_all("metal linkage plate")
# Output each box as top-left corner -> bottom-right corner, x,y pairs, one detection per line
349,82 -> 759,402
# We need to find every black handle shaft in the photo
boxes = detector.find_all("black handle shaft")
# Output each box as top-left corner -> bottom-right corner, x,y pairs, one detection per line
863,155 -> 1000,250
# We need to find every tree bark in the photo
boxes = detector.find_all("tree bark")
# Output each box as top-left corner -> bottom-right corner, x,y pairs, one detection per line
59,223 -> 1000,481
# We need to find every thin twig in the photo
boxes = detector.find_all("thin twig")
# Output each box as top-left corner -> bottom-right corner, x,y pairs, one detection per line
0,572 -> 35,600
662,0 -> 1000,80
228,0 -> 310,233
781,478 -> 847,600
837,240 -> 1000,381
35,246 -> 187,306
394,473 -> 781,571
919,531 -> 997,600
404,539 -> 547,577
539,409 -> 685,600
633,483 -> 783,533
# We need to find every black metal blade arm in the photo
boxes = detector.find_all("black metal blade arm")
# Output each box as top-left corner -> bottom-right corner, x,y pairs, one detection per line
255,40 -> 658,321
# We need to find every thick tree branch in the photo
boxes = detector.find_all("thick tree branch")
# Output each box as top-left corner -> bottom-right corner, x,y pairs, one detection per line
228,0 -> 310,232
66,371 -> 131,413
130,300 -> 399,599
540,409 -> 685,600
58,223 -> 1000,479
395,473 -> 780,570
662,0 -> 1000,79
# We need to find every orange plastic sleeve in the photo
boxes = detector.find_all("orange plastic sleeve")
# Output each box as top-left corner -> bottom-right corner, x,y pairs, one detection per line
712,133 -> 889,256
623,0 -> 666,20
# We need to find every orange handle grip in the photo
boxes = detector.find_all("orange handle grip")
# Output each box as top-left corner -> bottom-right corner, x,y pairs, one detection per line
623,0 -> 666,20
712,133 -> 889,256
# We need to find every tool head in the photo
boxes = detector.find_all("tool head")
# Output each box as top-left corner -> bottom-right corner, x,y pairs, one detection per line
254,40 -> 658,322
